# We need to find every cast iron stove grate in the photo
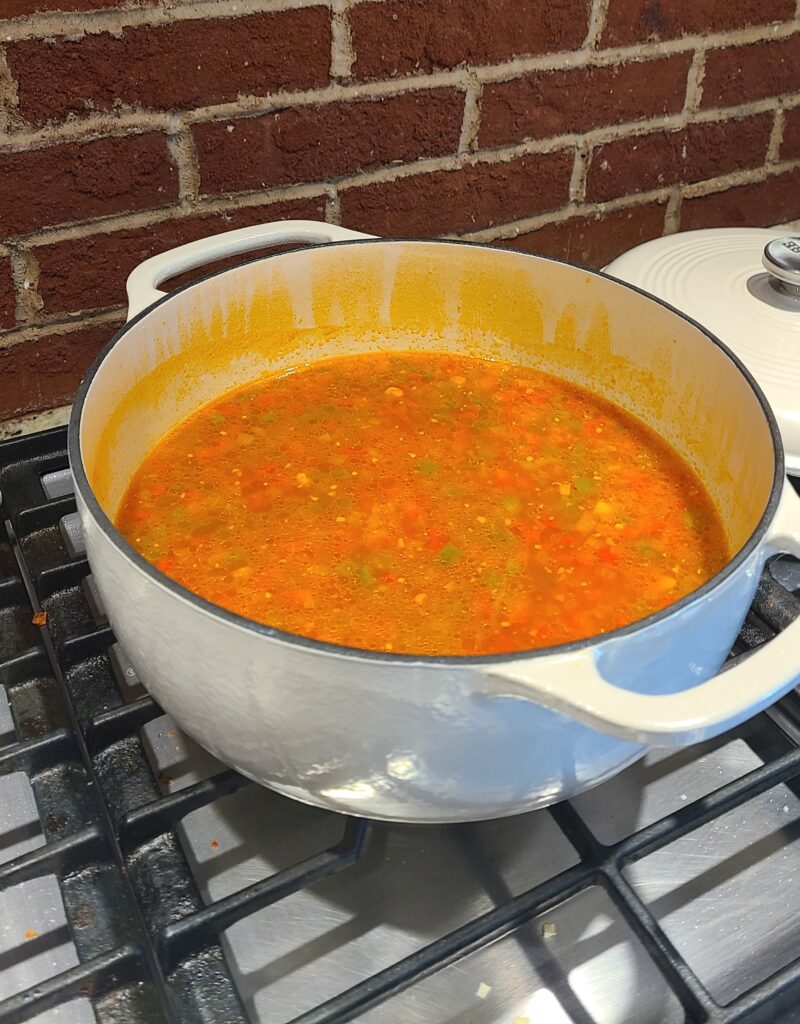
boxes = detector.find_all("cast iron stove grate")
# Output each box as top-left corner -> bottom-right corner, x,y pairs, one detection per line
0,425 -> 799,1024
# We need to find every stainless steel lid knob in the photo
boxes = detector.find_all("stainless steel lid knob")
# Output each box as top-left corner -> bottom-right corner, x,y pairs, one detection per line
762,238 -> 800,296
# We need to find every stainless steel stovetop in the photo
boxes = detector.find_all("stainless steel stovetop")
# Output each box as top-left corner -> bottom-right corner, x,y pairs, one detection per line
159,724 -> 800,1023
1,426 -> 800,1024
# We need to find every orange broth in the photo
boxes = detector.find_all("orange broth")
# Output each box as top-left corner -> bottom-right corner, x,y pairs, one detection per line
116,351 -> 729,655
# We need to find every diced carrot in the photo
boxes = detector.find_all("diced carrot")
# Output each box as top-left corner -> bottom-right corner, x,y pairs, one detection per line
596,548 -> 619,565
425,526 -> 448,552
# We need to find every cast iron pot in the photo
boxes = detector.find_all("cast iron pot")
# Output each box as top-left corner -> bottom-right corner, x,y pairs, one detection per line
68,220 -> 800,822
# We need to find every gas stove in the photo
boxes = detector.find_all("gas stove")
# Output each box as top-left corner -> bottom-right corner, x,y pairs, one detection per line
1,425 -> 800,1024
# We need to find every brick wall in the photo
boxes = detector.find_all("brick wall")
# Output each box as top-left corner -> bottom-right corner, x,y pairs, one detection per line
1,0 -> 799,426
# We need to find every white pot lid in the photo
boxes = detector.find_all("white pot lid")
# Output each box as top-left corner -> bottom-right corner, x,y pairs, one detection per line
605,227 -> 800,474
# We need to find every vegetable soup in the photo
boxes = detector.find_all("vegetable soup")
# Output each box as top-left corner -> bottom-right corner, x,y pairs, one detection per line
116,351 -> 729,655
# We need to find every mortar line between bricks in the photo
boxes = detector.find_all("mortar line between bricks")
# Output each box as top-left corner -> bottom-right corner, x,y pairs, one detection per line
680,156 -> 800,197
469,24 -> 800,81
4,103 -> 796,250
15,154 -> 800,308
7,155 -> 800,338
664,190 -> 683,234
8,248 -> 39,324
13,184 -> 333,250
568,143 -> 590,204
0,71 -> 481,151
330,0 -> 355,81
0,0 -> 324,41
458,158 -> 800,243
3,61 -> 798,157
458,194 -> 679,243
0,305 -> 124,351
0,90 -> 790,163
166,121 -> 201,203
0,49 -> 16,133
0,7 -> 795,55
458,75 -> 482,154
768,109 -> 786,166
584,0 -> 611,50
684,49 -> 705,115
316,106 -> 790,188
324,189 -> 341,225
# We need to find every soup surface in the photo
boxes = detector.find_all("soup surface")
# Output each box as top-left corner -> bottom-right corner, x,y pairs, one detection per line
116,351 -> 729,655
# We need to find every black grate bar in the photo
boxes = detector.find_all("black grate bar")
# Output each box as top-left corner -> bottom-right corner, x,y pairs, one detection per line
727,637 -> 759,659
0,646 -> 48,687
0,577 -> 24,604
613,745 -> 800,867
0,944 -> 143,1024
0,728 -> 74,774
731,613 -> 776,653
766,698 -> 800,747
553,796 -> 719,1021
0,825 -> 105,888
287,860 -> 596,1024
600,863 -> 714,1022
548,751 -> 800,1022
85,695 -> 161,756
35,561 -> 90,603
14,496 -> 75,539
59,627 -> 115,671
548,799 -> 605,861
752,571 -> 800,632
160,816 -> 369,972
118,770 -> 253,854
4,513 -> 183,1021
0,425 -> 65,462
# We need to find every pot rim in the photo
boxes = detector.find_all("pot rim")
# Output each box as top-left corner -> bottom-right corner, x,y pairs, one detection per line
68,236 -> 785,667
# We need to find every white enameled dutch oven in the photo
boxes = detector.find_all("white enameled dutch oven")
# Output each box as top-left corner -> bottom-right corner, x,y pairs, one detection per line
68,220 -> 800,823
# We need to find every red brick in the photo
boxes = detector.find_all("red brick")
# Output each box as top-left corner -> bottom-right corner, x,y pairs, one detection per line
339,150 -> 574,236
0,261 -> 15,331
680,169 -> 800,229
701,33 -> 800,108
601,0 -> 793,46
5,0 -> 149,12
8,9 -> 331,126
585,114 -> 772,202
503,202 -> 667,269
349,0 -> 590,80
0,134 -> 176,238
35,197 -> 326,317
194,90 -> 464,198
0,320 -> 123,420
782,107 -> 800,160
479,55 -> 691,148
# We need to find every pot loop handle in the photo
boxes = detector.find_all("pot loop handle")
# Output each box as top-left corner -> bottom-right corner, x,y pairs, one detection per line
480,483 -> 800,747
125,220 -> 375,320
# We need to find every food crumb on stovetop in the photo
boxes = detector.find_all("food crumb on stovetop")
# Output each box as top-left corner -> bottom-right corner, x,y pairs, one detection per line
210,839 -> 219,849
24,929 -> 38,940
475,982 -> 492,999
32,611 -> 47,626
